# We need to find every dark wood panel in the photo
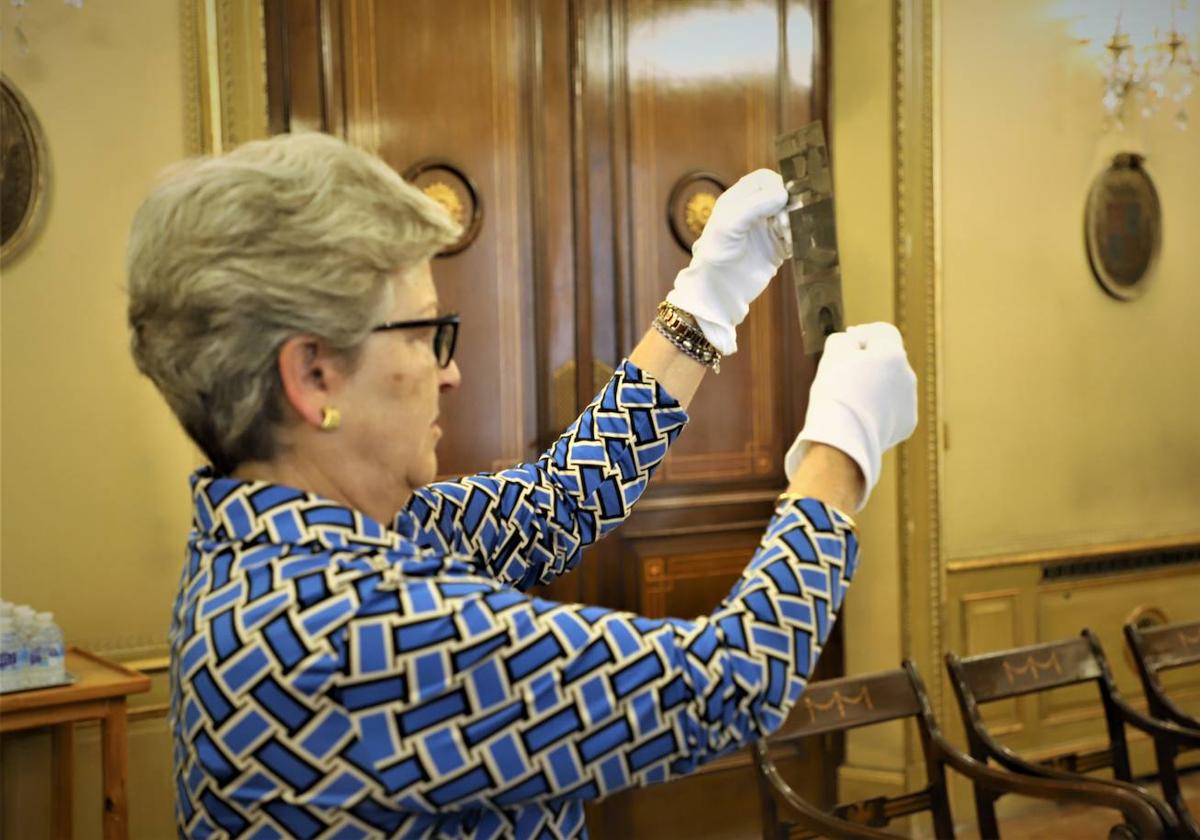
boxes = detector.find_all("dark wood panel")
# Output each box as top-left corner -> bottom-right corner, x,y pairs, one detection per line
278,0 -> 327,132
621,0 -> 777,484
607,0 -> 823,491
586,741 -> 837,839
340,0 -> 542,476
531,0 -> 579,455
264,0 -> 289,133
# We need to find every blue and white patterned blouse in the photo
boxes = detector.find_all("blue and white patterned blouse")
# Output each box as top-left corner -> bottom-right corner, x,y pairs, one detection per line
171,360 -> 859,838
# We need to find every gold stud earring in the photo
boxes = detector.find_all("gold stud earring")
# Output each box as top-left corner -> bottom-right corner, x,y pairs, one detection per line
319,406 -> 341,431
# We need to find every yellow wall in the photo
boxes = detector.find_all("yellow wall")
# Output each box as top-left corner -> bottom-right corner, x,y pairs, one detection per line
1,0 -> 195,655
1,1 -> 193,835
940,0 -> 1200,559
831,0 -> 1200,819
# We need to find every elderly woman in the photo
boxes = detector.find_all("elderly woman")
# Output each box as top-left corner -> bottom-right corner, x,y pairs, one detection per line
127,132 -> 915,839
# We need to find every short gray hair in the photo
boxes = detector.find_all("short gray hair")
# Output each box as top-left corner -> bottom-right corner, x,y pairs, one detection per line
127,132 -> 460,473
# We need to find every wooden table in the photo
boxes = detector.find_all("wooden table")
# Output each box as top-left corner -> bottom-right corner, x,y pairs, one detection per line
0,647 -> 151,840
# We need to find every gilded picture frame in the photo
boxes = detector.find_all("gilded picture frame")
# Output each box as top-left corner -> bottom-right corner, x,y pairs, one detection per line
1,74 -> 50,265
1084,152 -> 1161,301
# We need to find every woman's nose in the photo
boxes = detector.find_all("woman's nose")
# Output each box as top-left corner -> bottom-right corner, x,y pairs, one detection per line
439,360 -> 462,392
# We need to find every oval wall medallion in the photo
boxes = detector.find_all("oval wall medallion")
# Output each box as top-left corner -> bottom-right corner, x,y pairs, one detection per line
1,75 -> 50,265
1122,604 -> 1169,672
667,171 -> 728,253
402,159 -> 482,257
1084,152 -> 1161,301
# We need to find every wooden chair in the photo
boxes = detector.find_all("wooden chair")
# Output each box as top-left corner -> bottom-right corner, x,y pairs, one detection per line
946,629 -> 1199,838
752,661 -> 1164,839
1125,619 -> 1200,731
1125,619 -> 1200,826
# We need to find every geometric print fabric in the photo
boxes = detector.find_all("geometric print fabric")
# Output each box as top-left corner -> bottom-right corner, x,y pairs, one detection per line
170,360 -> 859,838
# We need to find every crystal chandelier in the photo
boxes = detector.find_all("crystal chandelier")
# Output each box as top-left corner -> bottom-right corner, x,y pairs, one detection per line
3,0 -> 85,55
1096,1 -> 1197,130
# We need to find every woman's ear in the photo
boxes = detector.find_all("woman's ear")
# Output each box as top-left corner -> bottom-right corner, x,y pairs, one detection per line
277,335 -> 342,429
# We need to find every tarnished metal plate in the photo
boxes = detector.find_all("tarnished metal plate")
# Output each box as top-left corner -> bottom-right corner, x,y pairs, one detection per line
775,122 -> 844,354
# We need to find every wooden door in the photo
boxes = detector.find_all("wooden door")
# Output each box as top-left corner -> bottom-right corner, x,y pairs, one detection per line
265,2 -> 838,834
560,4 -> 839,834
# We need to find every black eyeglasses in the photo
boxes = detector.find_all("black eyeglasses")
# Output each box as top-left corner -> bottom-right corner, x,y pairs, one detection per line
371,313 -> 460,368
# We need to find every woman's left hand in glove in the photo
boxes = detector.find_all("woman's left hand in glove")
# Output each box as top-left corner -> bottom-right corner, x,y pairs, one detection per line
665,168 -> 789,356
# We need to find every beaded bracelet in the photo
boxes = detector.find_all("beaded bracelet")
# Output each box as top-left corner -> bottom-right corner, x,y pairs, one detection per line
653,300 -> 722,373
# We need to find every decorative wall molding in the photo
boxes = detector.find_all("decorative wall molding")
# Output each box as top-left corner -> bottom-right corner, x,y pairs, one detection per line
945,534 -> 1200,574
180,0 -> 269,155
894,0 -> 943,723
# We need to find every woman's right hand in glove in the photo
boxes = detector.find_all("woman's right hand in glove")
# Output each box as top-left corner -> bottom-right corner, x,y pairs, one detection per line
784,323 -> 918,512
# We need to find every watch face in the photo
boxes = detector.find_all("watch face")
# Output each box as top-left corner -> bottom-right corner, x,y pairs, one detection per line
1084,153 -> 1161,301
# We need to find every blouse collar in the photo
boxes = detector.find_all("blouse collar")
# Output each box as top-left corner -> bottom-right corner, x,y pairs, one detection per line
189,467 -> 417,550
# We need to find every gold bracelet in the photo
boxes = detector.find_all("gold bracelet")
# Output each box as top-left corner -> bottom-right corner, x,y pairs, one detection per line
654,301 -> 722,373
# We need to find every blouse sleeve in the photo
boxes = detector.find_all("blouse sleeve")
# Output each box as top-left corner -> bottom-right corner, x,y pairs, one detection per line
332,496 -> 858,812
401,360 -> 688,590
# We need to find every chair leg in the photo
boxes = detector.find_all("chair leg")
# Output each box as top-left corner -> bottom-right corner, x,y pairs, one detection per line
972,787 -> 1000,839
1153,740 -> 1200,838
929,785 -> 956,839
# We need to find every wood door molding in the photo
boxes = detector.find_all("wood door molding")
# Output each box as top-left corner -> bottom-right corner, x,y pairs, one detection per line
946,534 -> 1200,573
894,0 -> 942,723
182,0 -> 270,153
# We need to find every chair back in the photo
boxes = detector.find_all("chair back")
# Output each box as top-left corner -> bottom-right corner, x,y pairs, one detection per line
948,636 -> 1100,703
755,663 -> 955,839
1126,620 -> 1200,674
1124,619 -> 1200,729
760,656 -> 1170,840
947,633 -> 1192,838
946,633 -> 1130,778
770,668 -> 922,741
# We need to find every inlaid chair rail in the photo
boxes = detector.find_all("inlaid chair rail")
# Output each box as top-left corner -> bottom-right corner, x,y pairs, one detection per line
950,636 -> 1101,704
1127,620 -> 1200,672
769,669 -> 920,741
753,661 -> 1165,840
1125,619 -> 1200,733
946,628 -> 1200,838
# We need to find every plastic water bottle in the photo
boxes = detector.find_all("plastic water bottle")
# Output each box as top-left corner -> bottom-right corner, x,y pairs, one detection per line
27,613 -> 52,688
15,606 -> 37,684
36,612 -> 65,685
0,616 -> 27,690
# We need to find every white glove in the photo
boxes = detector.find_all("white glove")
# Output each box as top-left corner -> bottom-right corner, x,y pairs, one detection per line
666,169 -> 788,355
785,323 -> 918,511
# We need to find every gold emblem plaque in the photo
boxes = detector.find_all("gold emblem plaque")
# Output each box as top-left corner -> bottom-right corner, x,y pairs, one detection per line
1084,153 -> 1161,301
667,171 -> 728,253
402,159 -> 482,257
